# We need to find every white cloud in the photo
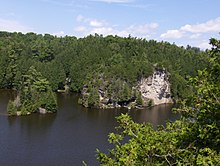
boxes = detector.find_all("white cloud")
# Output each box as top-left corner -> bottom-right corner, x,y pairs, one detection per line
189,33 -> 201,39
197,40 -> 211,50
0,18 -> 32,33
74,15 -> 159,38
159,17 -> 220,49
127,23 -> 158,35
89,20 -> 104,27
180,17 -> 220,33
160,30 -> 184,39
76,15 -> 106,27
90,27 -> 114,35
161,17 -> 220,40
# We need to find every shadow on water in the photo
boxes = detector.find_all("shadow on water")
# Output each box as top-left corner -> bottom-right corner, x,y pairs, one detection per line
83,104 -> 178,128
7,113 -> 57,135
130,104 -> 179,126
0,89 -> 17,114
0,90 -> 179,166
0,89 -> 57,133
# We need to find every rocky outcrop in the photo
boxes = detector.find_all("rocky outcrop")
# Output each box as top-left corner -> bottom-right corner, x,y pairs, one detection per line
138,69 -> 173,106
79,69 -> 173,108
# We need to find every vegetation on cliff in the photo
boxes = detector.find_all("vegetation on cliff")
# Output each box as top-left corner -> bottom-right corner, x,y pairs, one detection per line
96,38 -> 220,165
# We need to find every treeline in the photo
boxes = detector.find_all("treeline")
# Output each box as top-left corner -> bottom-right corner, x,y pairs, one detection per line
0,31 -> 208,104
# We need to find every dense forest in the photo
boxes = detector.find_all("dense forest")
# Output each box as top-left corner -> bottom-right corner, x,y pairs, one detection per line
0,31 -> 208,110
7,66 -> 57,115
96,38 -> 220,165
1,31 -> 219,164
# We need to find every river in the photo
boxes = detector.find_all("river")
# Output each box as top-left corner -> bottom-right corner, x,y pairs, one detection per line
0,90 -> 178,166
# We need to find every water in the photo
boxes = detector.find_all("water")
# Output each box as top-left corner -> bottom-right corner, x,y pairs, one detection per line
0,90 -> 178,166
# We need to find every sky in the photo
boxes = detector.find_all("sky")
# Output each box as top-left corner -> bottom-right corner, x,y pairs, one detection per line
0,0 -> 220,49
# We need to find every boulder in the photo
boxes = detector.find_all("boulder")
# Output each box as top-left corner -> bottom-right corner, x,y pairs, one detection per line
38,107 -> 47,114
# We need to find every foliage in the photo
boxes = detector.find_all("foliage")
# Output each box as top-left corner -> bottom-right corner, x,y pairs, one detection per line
135,91 -> 143,106
7,66 -> 57,115
0,31 -> 208,107
178,38 -> 220,151
96,38 -> 220,165
7,100 -> 17,115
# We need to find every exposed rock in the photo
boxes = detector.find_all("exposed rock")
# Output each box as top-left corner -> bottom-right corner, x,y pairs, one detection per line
14,95 -> 21,107
57,85 -> 70,93
16,111 -> 22,116
38,107 -> 47,114
16,111 -> 30,116
138,69 -> 173,106
79,69 -> 173,108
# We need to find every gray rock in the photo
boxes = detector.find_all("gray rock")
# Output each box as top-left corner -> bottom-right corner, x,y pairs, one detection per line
138,69 -> 173,106
38,107 -> 47,114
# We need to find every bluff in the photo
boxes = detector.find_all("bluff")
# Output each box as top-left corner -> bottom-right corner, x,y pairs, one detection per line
80,69 -> 173,108
138,69 -> 173,106
0,32 -> 208,110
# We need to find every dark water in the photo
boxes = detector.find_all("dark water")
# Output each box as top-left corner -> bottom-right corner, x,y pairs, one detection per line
0,90 -> 178,166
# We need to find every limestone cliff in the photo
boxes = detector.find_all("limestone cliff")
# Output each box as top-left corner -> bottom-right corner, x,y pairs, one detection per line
79,69 -> 173,108
138,69 -> 173,106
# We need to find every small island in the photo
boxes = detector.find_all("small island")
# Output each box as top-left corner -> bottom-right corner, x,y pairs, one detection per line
7,66 -> 57,116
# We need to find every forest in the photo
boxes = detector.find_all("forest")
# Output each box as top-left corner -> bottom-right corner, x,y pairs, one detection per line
0,31 -> 208,112
96,38 -> 220,165
1,31 -> 219,164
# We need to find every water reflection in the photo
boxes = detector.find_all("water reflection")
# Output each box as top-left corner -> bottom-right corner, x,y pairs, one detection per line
1,89 -> 57,136
83,104 -> 177,128
131,104 -> 177,126
7,113 -> 56,136
0,90 -> 179,166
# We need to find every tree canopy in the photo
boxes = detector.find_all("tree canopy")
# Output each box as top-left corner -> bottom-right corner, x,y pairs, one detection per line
96,38 -> 220,165
7,66 -> 57,115
0,31 -> 208,107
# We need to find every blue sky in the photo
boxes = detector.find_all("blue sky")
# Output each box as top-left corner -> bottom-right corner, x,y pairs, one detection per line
0,0 -> 219,49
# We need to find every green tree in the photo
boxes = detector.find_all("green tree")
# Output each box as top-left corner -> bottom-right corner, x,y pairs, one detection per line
96,38 -> 220,165
7,100 -> 17,115
7,66 -> 57,115
135,91 -> 143,106
4,49 -> 19,88
0,31 -> 209,108
88,87 -> 100,107
120,83 -> 131,101
179,38 -> 220,150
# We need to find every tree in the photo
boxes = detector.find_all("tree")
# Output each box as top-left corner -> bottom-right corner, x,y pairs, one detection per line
96,38 -> 220,165
7,100 -> 17,115
179,38 -> 220,150
7,66 -> 57,115
135,91 -> 143,106
4,48 -> 19,88
0,31 -> 209,107
96,114 -> 191,165
88,87 -> 100,107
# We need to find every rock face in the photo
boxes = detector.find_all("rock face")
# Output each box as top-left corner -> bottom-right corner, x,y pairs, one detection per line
79,69 -> 173,108
138,69 -> 173,106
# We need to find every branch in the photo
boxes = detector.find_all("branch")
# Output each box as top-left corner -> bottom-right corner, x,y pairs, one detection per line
152,141 -> 196,165
129,129 -> 138,138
